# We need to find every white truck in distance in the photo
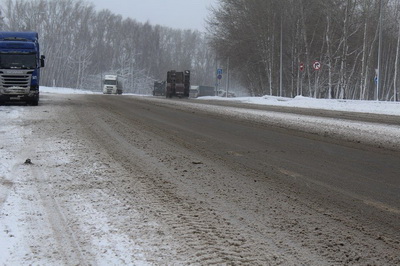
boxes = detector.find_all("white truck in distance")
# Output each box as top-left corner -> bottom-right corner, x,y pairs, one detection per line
103,75 -> 122,94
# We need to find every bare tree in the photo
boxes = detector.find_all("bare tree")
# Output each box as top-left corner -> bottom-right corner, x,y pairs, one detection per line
208,0 -> 400,100
0,8 -> 4,29
393,1 -> 400,101
1,0 -> 216,91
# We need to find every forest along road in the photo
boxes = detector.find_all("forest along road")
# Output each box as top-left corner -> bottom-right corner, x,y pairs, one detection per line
1,93 -> 399,265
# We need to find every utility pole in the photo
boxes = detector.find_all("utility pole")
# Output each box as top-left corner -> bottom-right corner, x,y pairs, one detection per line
225,57 -> 230,97
280,15 -> 283,97
394,3 -> 400,102
215,55 -> 218,96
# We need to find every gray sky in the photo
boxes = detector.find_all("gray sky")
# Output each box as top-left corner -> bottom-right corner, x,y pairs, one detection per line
91,0 -> 217,32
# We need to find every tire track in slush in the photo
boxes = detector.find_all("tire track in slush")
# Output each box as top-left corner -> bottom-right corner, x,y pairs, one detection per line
74,101 -> 294,265
78,110 -> 272,264
72,94 -> 400,265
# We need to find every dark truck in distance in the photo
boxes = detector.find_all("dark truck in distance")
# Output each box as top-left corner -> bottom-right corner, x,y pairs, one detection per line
165,70 -> 190,98
153,81 -> 166,96
0,32 -> 45,105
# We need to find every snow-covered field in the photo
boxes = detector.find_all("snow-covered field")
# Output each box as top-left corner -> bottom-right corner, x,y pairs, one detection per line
1,87 -> 399,264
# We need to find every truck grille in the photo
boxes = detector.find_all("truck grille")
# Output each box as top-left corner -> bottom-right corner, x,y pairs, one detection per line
0,73 -> 31,88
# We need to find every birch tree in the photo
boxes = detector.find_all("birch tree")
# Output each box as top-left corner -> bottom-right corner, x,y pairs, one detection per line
393,2 -> 400,101
208,0 -> 400,100
1,0 -> 216,91
0,8 -> 4,29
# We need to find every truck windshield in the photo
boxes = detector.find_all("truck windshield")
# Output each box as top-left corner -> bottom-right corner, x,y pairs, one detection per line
0,53 -> 37,69
104,80 -> 117,85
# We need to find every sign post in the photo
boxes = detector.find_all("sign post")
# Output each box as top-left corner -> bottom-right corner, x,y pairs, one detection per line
299,62 -> 305,96
216,68 -> 223,96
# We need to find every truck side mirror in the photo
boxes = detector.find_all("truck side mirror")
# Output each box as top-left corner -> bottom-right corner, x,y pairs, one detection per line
40,55 -> 45,67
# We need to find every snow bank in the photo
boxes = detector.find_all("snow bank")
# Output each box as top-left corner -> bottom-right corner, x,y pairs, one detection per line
199,95 -> 400,116
40,86 -> 100,94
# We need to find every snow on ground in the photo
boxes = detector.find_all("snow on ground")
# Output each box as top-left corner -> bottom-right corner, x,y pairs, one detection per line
1,87 -> 399,264
199,95 -> 400,116
0,95 -> 139,264
40,86 -> 100,95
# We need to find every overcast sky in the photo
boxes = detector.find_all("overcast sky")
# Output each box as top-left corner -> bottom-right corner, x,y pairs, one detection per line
91,0 -> 217,32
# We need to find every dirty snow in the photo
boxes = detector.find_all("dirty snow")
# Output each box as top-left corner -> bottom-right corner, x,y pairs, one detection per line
1,87 -> 399,264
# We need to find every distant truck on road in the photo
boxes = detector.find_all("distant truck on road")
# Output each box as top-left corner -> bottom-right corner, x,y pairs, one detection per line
165,70 -> 190,98
0,31 -> 45,105
189,85 -> 215,98
103,74 -> 122,94
153,81 -> 166,96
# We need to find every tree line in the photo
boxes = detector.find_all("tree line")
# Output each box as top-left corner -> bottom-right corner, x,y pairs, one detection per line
2,0 -> 399,100
0,0 -> 216,93
208,0 -> 400,100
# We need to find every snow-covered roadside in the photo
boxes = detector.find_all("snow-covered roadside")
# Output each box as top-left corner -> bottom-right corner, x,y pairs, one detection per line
40,86 -> 101,95
0,105 -> 73,264
198,95 -> 400,116
0,96 -> 151,265
0,101 -> 141,264
0,107 -> 27,261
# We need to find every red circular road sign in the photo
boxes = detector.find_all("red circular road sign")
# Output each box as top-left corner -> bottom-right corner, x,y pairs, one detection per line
313,61 -> 321,70
299,62 -> 305,71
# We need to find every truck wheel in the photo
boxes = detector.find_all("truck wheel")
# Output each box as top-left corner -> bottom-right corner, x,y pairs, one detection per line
30,97 -> 39,106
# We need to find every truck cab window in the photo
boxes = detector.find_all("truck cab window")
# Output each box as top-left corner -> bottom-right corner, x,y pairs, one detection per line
0,53 -> 37,69
104,80 -> 117,85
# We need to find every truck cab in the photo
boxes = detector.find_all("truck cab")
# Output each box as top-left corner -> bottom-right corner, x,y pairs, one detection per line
103,75 -> 122,95
0,32 -> 45,105
166,70 -> 190,98
153,81 -> 166,96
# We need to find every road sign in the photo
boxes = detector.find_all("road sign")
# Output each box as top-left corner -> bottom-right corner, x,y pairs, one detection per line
299,62 -> 305,71
217,68 -> 223,75
217,74 -> 222,80
313,61 -> 321,70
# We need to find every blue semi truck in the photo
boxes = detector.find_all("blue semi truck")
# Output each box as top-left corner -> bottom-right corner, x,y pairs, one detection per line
0,32 -> 45,105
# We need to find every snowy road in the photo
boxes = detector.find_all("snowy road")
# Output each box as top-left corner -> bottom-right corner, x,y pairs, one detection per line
1,93 -> 399,265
